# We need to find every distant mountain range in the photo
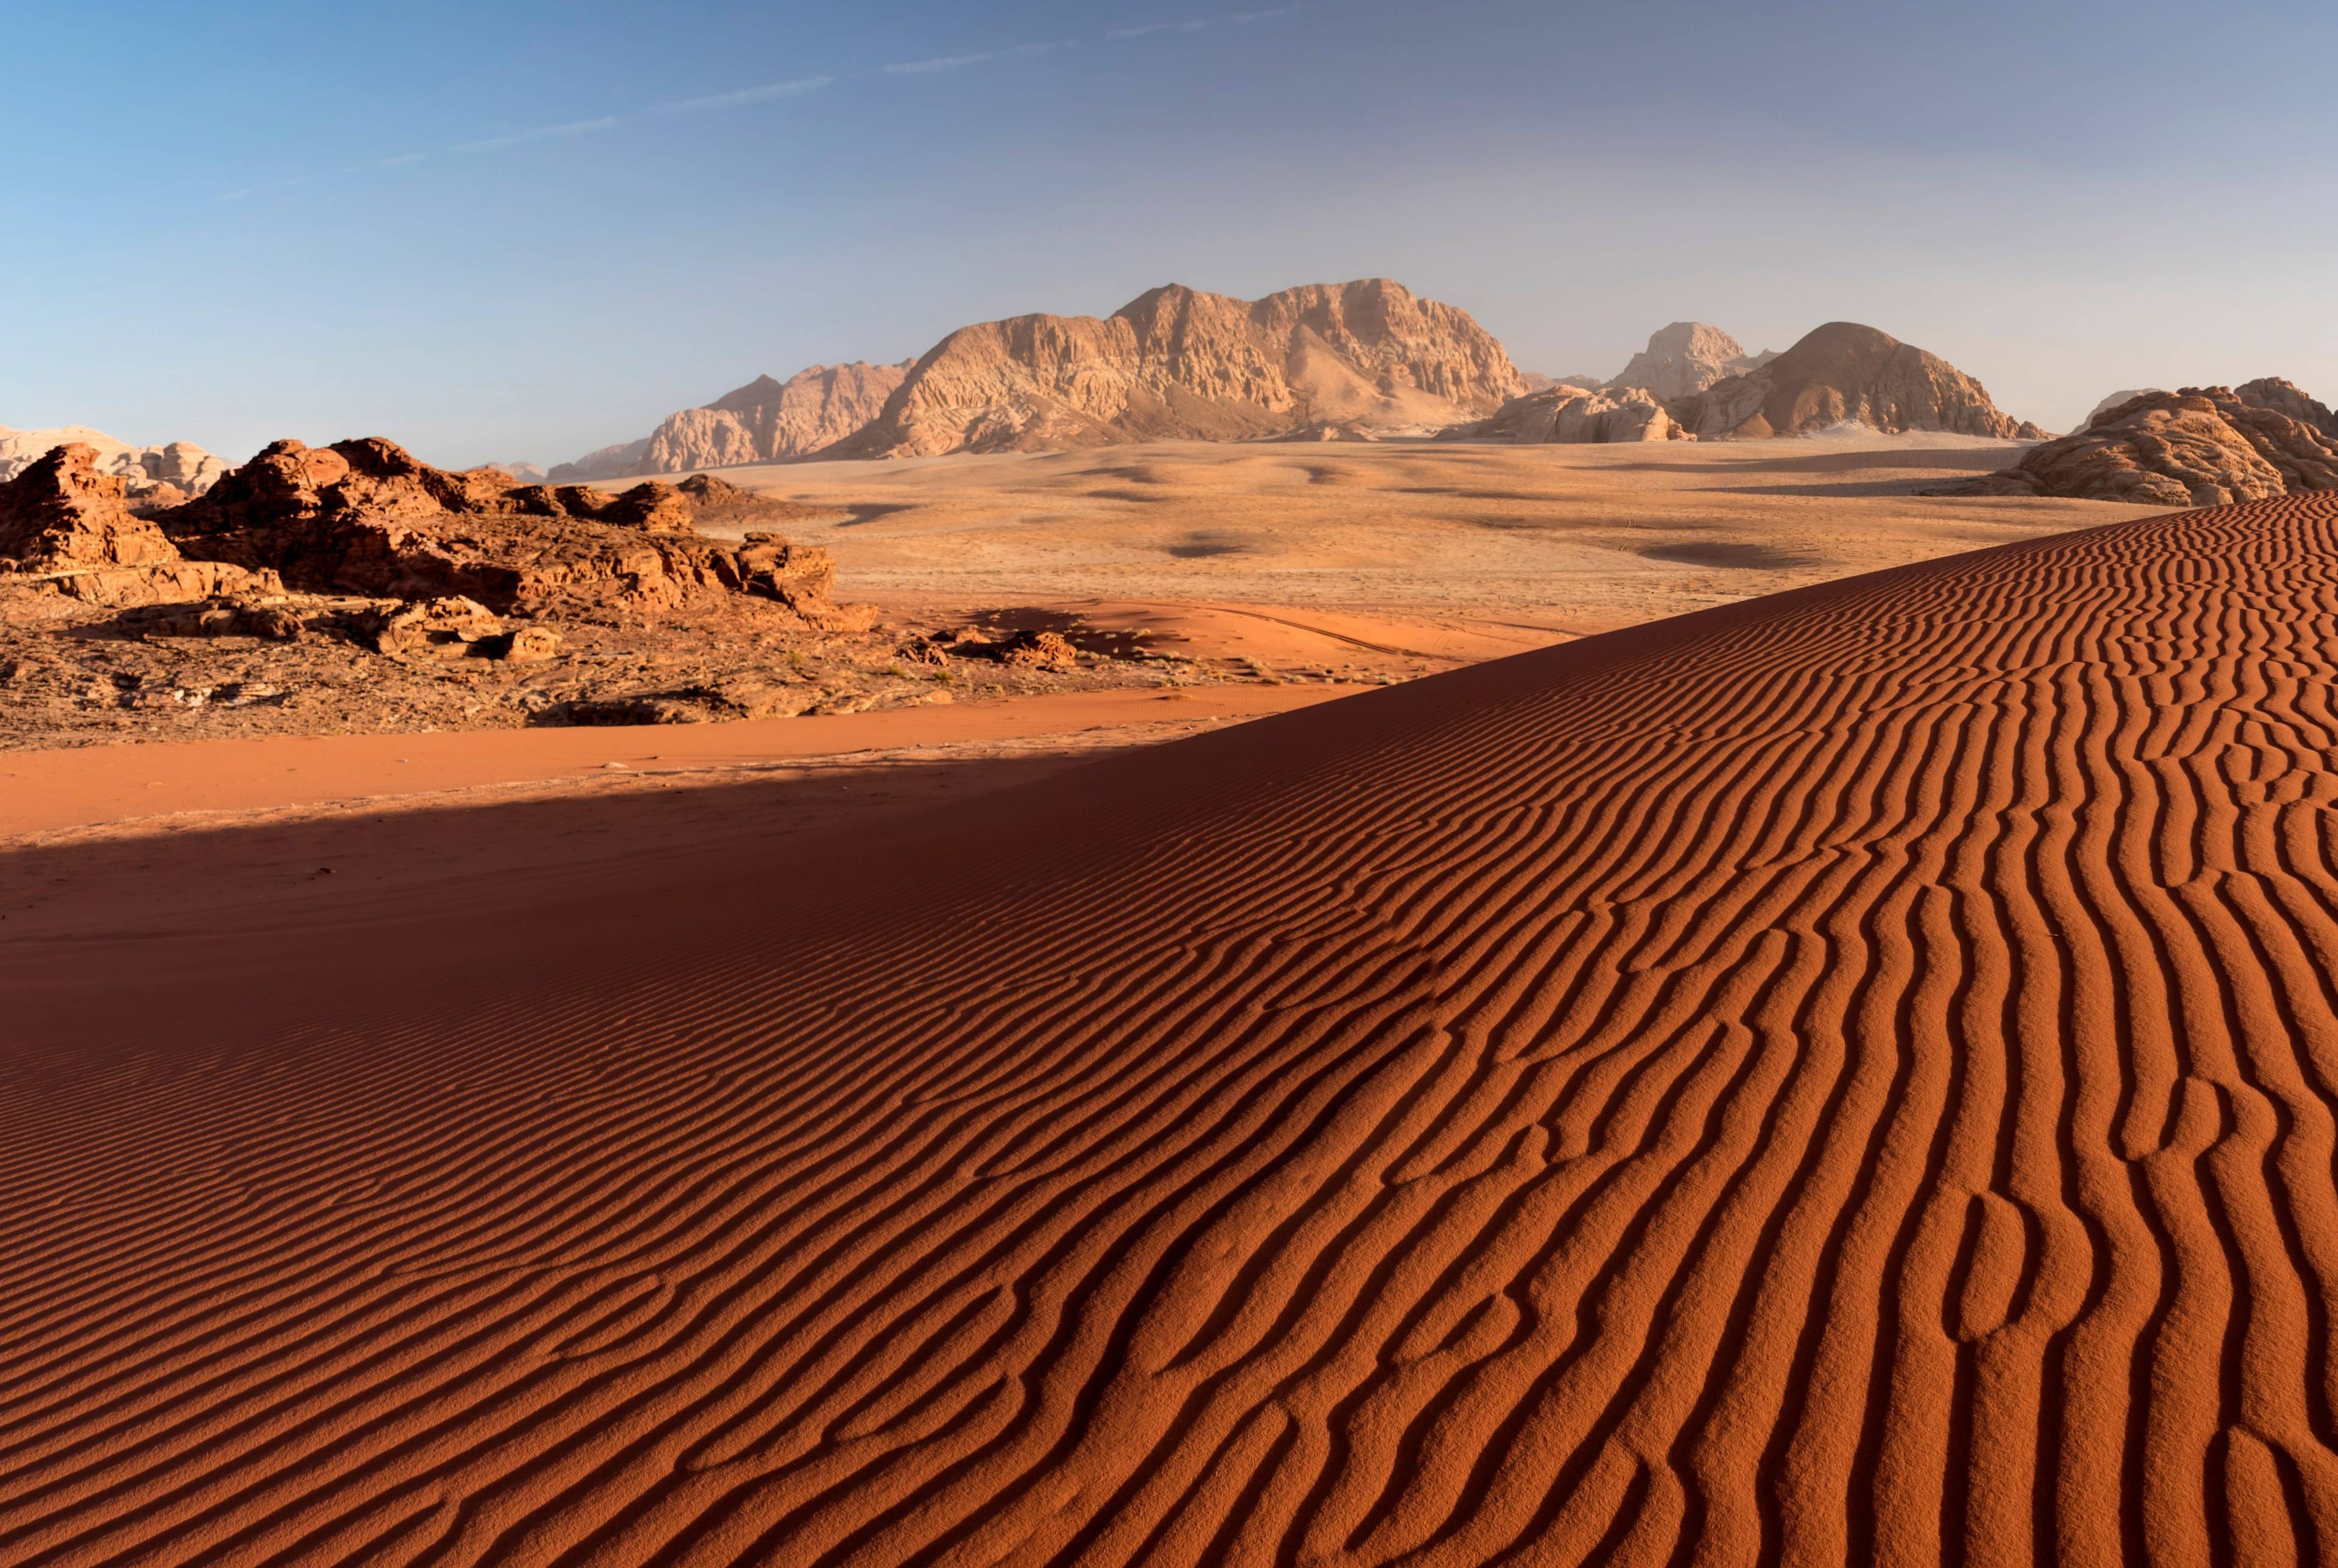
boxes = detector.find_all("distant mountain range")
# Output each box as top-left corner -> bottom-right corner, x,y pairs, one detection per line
543,285 -> 2063,477
553,279 -> 1523,474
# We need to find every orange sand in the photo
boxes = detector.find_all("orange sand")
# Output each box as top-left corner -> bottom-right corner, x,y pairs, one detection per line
6,496 -> 2336,1561
0,684 -> 1348,842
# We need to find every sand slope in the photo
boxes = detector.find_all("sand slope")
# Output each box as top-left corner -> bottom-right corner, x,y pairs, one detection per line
9,496 -> 2338,1563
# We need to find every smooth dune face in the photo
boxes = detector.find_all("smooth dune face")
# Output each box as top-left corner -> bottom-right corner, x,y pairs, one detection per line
10,495 -> 2338,1563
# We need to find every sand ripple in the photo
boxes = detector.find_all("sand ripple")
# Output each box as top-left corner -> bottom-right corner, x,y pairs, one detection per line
7,496 -> 2338,1563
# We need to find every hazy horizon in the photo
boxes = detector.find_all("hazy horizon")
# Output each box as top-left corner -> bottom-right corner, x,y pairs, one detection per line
8,0 -> 2334,469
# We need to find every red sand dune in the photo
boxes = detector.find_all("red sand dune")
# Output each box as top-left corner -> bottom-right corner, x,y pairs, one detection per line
9,495 -> 2338,1564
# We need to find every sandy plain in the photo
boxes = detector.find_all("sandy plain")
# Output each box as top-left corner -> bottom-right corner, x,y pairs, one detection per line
717,431 -> 2151,643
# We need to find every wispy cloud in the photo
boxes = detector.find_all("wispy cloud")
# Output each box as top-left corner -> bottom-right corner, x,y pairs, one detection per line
210,6 -> 1315,207
451,117 -> 618,156
1107,6 -> 1303,41
656,75 -> 834,114
883,40 -> 1070,75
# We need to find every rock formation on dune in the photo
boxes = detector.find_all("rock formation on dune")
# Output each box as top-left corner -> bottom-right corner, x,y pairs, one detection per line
1944,379 -> 2338,506
0,443 -> 276,605
551,362 -> 914,482
1441,383 -> 1687,444
829,278 -> 1526,458
158,438 -> 867,625
0,424 -> 226,499
1668,321 -> 2029,439
1607,321 -> 1778,401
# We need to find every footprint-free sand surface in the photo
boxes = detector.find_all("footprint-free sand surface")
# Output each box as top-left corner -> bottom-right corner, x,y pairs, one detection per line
8,494 -> 2333,1563
715,435 -> 2156,634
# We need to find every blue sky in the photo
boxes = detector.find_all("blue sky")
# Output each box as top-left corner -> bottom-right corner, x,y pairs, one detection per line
5,0 -> 2334,467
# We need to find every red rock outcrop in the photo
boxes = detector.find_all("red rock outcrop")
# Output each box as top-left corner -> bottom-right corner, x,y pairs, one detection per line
550,362 -> 914,482
1669,321 -> 2026,439
829,279 -> 1526,458
0,443 -> 276,605
1441,383 -> 1687,444
1607,322 -> 1777,401
1944,380 -> 2338,506
157,438 -> 870,626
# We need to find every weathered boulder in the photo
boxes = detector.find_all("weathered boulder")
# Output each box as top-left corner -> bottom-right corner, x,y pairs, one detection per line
0,443 -> 183,572
1942,380 -> 2338,506
367,595 -> 507,659
0,443 -> 278,605
123,594 -> 308,641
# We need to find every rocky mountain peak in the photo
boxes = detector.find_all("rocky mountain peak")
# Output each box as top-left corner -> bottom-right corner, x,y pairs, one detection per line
1668,321 -> 2024,439
1606,323 -> 1778,401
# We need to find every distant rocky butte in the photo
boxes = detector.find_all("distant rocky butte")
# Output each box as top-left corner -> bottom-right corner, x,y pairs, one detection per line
1607,322 -> 1778,401
1946,380 -> 2338,507
1441,383 -> 1686,445
1519,371 -> 1606,394
828,279 -> 1525,459
552,362 -> 914,482
1,424 -> 225,501
1668,321 -> 2035,441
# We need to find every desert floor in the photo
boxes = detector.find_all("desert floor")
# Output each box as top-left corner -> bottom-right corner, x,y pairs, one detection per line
714,432 -> 2155,668
7,433 -> 2152,839
7,493 -> 2330,1561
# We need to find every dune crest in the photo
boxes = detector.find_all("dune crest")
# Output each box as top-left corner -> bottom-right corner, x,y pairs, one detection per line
9,493 -> 2338,1559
